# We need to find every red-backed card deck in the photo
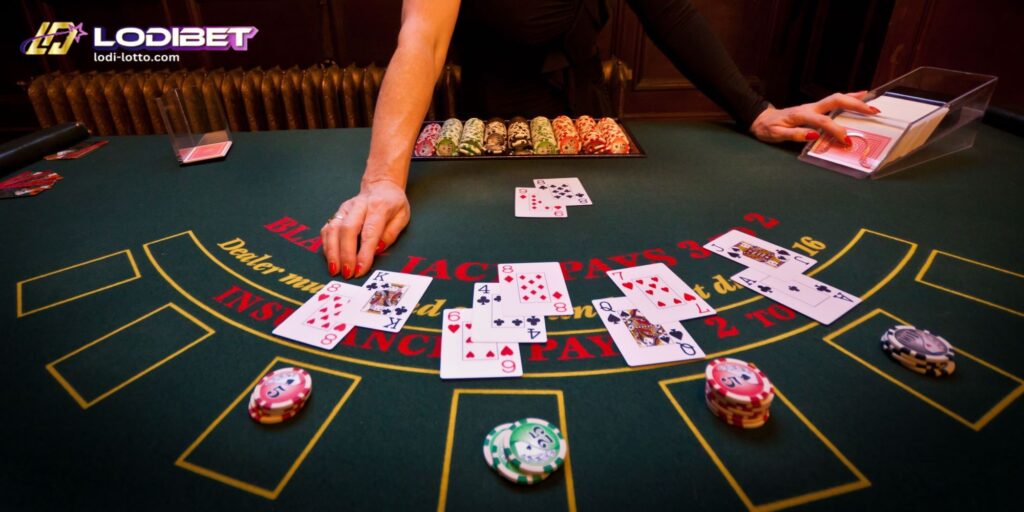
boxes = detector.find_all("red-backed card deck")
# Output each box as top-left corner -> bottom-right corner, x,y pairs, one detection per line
0,171 -> 62,199
44,140 -> 108,160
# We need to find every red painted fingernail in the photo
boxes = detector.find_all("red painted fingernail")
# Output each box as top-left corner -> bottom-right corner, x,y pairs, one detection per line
805,131 -> 819,141
328,262 -> 337,276
844,136 -> 852,145
375,241 -> 386,255
355,264 -> 362,276
343,265 -> 352,279
869,106 -> 881,114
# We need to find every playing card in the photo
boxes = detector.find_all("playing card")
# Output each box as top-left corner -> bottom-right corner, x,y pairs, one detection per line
593,297 -> 705,367
514,187 -> 567,218
350,270 -> 433,332
533,177 -> 592,206
808,115 -> 902,172
731,268 -> 861,325
439,309 -> 523,380
606,263 -> 715,324
471,282 -> 547,343
180,141 -> 233,164
44,140 -> 108,160
497,262 -> 574,317
704,230 -> 816,275
272,281 -> 372,350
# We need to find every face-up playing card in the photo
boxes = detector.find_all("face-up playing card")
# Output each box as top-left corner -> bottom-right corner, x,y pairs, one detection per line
514,187 -> 567,218
593,297 -> 705,367
497,262 -> 574,317
606,263 -> 715,324
533,177 -> 592,206
471,282 -> 547,343
272,281 -> 372,350
731,268 -> 861,325
704,230 -> 816,275
439,309 -> 523,380
350,270 -> 433,332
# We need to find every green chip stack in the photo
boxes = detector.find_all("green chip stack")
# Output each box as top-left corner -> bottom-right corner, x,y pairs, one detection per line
458,117 -> 485,156
529,116 -> 558,155
436,118 -> 464,156
482,417 -> 568,485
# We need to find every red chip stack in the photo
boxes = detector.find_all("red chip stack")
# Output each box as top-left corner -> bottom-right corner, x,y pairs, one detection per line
414,122 -> 442,157
551,115 -> 581,155
575,115 -> 607,154
597,117 -> 631,154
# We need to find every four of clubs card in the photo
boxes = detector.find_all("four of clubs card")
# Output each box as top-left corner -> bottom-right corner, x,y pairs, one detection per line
704,230 -> 861,325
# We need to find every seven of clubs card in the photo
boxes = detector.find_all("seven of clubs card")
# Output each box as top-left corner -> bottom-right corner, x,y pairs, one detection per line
272,281 -> 371,350
704,230 -> 816,275
593,297 -> 705,367
497,262 -> 573,317
606,263 -> 715,324
471,283 -> 548,343
440,309 -> 523,379
731,268 -> 861,325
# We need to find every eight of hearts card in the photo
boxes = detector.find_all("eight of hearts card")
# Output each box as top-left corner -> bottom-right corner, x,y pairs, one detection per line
272,281 -> 372,350
593,297 -> 705,367
497,262 -> 574,317
606,263 -> 715,324
439,309 -> 523,379
471,282 -> 548,343
704,229 -> 816,275
731,268 -> 861,325
350,270 -> 433,332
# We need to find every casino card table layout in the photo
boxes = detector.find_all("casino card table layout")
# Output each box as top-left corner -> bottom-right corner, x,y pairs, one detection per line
2,121 -> 1023,511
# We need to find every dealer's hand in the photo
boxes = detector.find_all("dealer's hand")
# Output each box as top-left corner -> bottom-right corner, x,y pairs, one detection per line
750,91 -> 879,144
321,179 -> 410,279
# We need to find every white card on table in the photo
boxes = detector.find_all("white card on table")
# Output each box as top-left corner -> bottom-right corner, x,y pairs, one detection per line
731,268 -> 861,325
606,263 -> 715,324
272,281 -> 372,350
704,229 -> 816,275
439,309 -> 523,380
471,282 -> 548,343
497,262 -> 574,317
514,187 -> 568,218
593,297 -> 705,367
533,177 -> 592,206
350,270 -> 433,332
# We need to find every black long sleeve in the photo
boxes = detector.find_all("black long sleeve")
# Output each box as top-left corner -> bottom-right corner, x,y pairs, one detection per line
625,0 -> 770,129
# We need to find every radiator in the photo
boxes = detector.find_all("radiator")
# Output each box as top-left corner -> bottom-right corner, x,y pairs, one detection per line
25,60 -> 631,136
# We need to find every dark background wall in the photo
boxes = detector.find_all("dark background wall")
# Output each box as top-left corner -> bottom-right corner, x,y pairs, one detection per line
3,0 -> 1022,140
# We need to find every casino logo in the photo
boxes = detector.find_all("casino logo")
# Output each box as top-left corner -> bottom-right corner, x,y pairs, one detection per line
20,22 -> 86,55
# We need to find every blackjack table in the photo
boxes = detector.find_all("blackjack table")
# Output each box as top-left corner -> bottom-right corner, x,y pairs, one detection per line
2,120 -> 1022,510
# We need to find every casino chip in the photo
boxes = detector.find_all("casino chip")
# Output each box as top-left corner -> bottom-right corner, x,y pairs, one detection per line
880,325 -> 956,377
482,418 -> 568,485
704,358 -> 775,429
248,366 -> 313,424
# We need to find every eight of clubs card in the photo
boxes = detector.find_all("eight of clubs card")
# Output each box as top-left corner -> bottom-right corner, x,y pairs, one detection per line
272,281 -> 371,350
593,297 -> 705,367
704,229 -> 816,275
439,309 -> 523,380
533,177 -> 592,206
497,262 -> 574,316
471,282 -> 548,343
351,270 -> 433,332
606,263 -> 714,324
731,268 -> 861,325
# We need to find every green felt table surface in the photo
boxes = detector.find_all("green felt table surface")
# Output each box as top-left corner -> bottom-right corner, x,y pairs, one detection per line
1,121 -> 1022,511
